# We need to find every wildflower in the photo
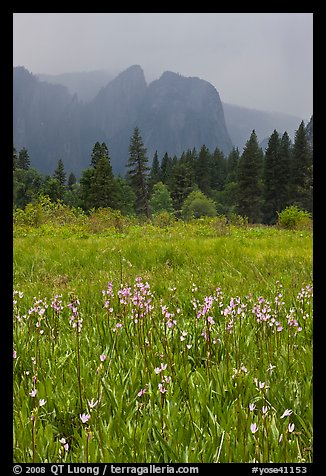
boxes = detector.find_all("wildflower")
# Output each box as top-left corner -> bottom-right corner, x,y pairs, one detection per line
250,423 -> 258,434
186,344 -> 192,349
241,365 -> 248,373
249,403 -> 256,412
80,413 -> 91,424
262,406 -> 268,416
158,383 -> 167,394
100,354 -> 106,362
59,438 -> 69,451
288,423 -> 295,433
266,363 -> 276,375
29,389 -> 37,398
207,316 -> 215,325
155,363 -> 167,374
87,398 -> 99,409
280,409 -> 293,419
13,350 -> 17,359
137,388 -> 147,397
39,399 -> 46,406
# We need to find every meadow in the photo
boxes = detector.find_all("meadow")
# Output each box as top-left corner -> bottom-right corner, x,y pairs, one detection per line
13,216 -> 313,463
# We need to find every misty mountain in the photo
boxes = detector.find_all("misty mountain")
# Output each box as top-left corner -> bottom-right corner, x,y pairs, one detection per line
37,69 -> 306,152
14,65 -> 233,175
13,66 -> 83,174
37,70 -> 115,103
223,103 -> 305,151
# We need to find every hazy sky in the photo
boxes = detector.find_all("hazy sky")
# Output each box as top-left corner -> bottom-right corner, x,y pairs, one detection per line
13,13 -> 313,119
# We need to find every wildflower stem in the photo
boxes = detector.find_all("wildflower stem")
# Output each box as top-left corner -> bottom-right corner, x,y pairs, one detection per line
76,326 -> 83,414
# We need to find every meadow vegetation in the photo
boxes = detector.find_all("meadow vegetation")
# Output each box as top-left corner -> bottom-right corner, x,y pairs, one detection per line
13,204 -> 313,463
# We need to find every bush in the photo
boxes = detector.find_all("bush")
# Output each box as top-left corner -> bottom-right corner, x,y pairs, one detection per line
181,190 -> 217,220
87,207 -> 134,234
277,206 -> 312,230
151,211 -> 176,228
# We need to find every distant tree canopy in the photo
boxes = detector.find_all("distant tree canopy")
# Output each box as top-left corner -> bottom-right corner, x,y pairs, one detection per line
13,120 -> 313,223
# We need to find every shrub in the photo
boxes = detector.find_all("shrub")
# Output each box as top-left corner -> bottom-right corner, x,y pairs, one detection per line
181,190 -> 217,220
277,206 -> 312,230
151,211 -> 176,228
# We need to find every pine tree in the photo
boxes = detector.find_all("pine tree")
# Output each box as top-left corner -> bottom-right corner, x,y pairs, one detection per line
90,142 -> 109,168
237,130 -> 264,223
290,121 -> 313,212
18,147 -> 30,170
68,172 -> 77,190
263,130 -> 281,223
13,146 -> 18,170
79,168 -> 95,211
160,152 -> 174,187
278,131 -> 292,209
195,145 -> 211,195
114,176 -> 136,215
89,146 -> 115,209
209,148 -> 227,192
226,147 -> 240,184
126,127 -> 150,217
170,160 -> 195,212
53,159 -> 66,186
149,151 -> 162,192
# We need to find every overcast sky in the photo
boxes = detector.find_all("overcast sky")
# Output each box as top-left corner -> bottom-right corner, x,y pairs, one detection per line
13,13 -> 313,119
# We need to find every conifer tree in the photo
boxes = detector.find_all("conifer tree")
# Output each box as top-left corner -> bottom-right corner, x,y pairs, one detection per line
149,151 -> 162,192
68,172 -> 77,190
237,130 -> 264,223
18,147 -> 30,170
90,142 -> 109,168
210,148 -> 227,192
126,127 -> 150,217
290,121 -> 313,212
160,152 -> 173,187
195,145 -> 211,195
13,146 -> 18,170
53,159 -> 66,186
89,144 -> 115,209
263,130 -> 281,223
226,147 -> 240,184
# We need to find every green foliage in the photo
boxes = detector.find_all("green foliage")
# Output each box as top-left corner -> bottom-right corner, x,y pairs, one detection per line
41,177 -> 65,202
53,159 -> 66,185
277,206 -> 312,230
113,177 -> 136,216
151,210 -> 176,228
13,224 -> 313,463
149,182 -> 174,214
181,190 -> 217,219
237,130 -> 264,223
127,127 -> 150,217
263,130 -> 292,224
87,207 -> 133,234
13,167 -> 44,208
17,147 -> 31,170
290,122 -> 313,212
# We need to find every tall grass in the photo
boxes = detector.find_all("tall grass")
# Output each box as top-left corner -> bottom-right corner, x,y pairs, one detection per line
13,222 -> 312,463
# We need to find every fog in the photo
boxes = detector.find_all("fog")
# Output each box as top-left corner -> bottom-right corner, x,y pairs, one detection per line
13,13 -> 313,119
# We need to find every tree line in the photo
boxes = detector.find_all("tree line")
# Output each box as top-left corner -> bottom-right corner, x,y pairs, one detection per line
13,121 -> 312,224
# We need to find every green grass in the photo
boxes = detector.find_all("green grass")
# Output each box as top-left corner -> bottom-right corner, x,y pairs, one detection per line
13,222 -> 313,463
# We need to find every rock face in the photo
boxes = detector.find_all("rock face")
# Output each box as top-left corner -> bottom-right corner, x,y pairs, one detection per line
138,71 -> 232,159
13,65 -> 233,175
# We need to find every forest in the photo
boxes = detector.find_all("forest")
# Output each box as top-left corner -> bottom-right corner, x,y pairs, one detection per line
13,121 -> 312,225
